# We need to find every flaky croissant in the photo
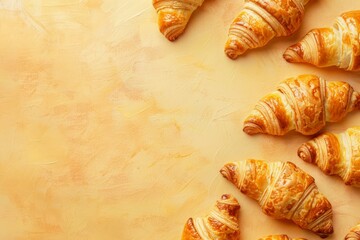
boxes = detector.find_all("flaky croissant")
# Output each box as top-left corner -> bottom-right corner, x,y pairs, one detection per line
152,0 -> 204,41
243,74 -> 360,136
225,0 -> 311,59
298,127 -> 360,187
258,235 -> 307,240
181,194 -> 240,240
345,223 -> 360,240
284,11 -> 360,71
220,159 -> 333,237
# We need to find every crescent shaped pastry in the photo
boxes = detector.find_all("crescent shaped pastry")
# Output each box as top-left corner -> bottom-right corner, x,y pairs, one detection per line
225,0 -> 311,59
243,74 -> 360,136
220,159 -> 333,237
284,11 -> 360,71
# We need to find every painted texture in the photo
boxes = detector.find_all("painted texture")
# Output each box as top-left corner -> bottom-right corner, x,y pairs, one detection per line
1,0 -> 360,239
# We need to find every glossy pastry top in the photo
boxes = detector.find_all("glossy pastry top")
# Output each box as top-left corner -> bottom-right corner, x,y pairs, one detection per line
220,159 -> 333,237
225,0 -> 310,59
284,10 -> 360,71
243,74 -> 360,136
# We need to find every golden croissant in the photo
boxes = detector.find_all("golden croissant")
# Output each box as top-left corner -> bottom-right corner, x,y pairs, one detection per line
345,223 -> 360,240
152,0 -> 204,41
284,11 -> 360,71
220,159 -> 333,237
298,127 -> 360,187
258,235 -> 307,240
225,0 -> 311,59
243,74 -> 360,136
181,194 -> 240,240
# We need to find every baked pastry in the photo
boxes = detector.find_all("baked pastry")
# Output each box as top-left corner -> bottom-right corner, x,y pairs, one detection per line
220,159 -> 333,237
243,74 -> 360,136
345,223 -> 360,240
181,194 -> 240,240
298,127 -> 360,187
152,0 -> 204,41
284,11 -> 360,71
225,0 -> 310,59
258,235 -> 307,240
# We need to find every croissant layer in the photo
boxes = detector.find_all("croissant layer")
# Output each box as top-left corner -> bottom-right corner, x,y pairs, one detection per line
243,74 -> 360,136
298,127 -> 360,187
225,0 -> 310,59
220,159 -> 333,237
153,0 -> 204,41
181,194 -> 240,240
284,11 -> 360,71
258,235 -> 307,240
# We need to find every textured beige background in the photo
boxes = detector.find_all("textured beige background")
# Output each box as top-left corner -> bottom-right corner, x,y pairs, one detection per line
1,0 -> 360,239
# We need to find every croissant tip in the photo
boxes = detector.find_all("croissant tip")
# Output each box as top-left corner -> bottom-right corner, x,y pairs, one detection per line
220,163 -> 236,181
317,229 -> 333,238
157,13 -> 187,41
313,213 -> 334,238
220,166 -> 230,180
297,144 -> 314,163
283,45 -> 303,63
243,122 -> 263,135
225,49 -> 240,60
161,25 -> 186,41
224,39 -> 246,60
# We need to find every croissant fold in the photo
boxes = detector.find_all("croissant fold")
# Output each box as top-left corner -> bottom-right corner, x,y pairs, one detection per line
284,11 -> 360,71
152,0 -> 204,41
345,223 -> 360,240
220,159 -> 333,237
258,235 -> 307,240
225,0 -> 311,59
243,74 -> 360,136
298,127 -> 360,187
181,194 -> 240,240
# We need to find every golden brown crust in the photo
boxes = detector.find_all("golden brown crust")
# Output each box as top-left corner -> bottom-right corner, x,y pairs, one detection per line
345,223 -> 360,240
298,132 -> 340,175
152,0 -> 204,41
298,127 -> 360,187
258,235 -> 307,240
284,10 -> 360,71
182,218 -> 203,240
181,194 -> 240,240
325,81 -> 355,122
220,159 -> 333,237
225,0 -> 309,59
243,74 -> 360,136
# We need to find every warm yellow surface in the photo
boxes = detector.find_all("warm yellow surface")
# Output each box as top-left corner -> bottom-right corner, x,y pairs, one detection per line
1,0 -> 360,239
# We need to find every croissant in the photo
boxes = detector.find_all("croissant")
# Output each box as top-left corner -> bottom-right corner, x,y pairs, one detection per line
284,11 -> 360,71
258,235 -> 307,240
152,0 -> 204,41
220,159 -> 333,237
298,127 -> 360,187
345,223 -> 360,240
181,194 -> 240,240
224,0 -> 311,59
243,74 -> 360,136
